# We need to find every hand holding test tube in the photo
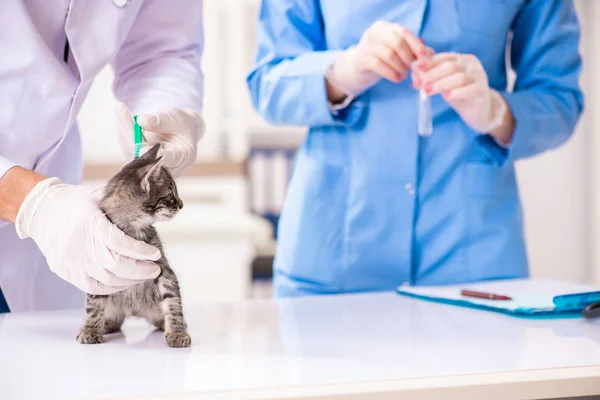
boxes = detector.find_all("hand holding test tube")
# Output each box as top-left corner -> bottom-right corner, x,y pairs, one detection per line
411,53 -> 511,143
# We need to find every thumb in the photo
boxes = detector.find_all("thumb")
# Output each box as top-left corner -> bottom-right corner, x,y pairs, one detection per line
98,215 -> 162,261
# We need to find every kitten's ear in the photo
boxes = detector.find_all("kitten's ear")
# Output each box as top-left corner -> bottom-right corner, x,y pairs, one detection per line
139,143 -> 161,162
141,157 -> 164,194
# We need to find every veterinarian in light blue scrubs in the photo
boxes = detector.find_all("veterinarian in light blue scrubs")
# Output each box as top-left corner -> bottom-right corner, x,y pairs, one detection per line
247,0 -> 583,296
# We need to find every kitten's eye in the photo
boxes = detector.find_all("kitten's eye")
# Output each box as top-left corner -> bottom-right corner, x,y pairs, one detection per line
169,193 -> 175,202
153,195 -> 171,208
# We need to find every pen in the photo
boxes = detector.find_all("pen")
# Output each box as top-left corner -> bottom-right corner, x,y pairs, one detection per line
460,289 -> 512,301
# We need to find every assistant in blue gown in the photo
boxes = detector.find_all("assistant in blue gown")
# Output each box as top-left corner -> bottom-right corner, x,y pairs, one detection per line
247,0 -> 584,296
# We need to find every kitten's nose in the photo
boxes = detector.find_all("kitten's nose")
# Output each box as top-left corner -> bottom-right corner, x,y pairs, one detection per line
178,199 -> 183,209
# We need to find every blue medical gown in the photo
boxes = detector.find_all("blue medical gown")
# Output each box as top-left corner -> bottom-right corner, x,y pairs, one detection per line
247,0 -> 583,296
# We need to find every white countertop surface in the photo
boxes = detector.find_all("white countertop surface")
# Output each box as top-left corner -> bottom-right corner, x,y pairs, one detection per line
2,292 -> 600,400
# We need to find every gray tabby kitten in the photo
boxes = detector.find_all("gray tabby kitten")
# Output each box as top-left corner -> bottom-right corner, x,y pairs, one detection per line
76,144 -> 191,348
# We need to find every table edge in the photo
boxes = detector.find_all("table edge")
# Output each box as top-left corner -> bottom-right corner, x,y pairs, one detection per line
104,365 -> 600,400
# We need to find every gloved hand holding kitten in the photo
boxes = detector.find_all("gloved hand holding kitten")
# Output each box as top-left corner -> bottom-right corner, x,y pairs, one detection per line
15,102 -> 203,297
15,179 -> 162,295
115,102 -> 205,179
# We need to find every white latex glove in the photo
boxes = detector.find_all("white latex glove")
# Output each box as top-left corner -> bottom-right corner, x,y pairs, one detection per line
412,52 -> 508,135
326,21 -> 433,100
15,178 -> 162,295
116,102 -> 205,178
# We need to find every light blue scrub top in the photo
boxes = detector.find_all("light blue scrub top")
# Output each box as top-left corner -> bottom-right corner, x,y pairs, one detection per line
247,0 -> 584,297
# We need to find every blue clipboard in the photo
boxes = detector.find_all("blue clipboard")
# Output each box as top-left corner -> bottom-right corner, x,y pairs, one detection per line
396,279 -> 600,319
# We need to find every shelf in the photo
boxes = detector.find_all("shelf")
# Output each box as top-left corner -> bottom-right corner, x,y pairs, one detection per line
83,160 -> 246,179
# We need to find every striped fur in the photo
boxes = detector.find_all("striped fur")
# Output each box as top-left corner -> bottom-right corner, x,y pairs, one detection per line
76,144 -> 190,348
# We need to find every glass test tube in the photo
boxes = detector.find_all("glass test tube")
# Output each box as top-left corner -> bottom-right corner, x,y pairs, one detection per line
417,88 -> 433,137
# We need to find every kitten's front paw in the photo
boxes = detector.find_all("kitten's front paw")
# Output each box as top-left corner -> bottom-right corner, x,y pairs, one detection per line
166,331 -> 191,348
76,328 -> 104,344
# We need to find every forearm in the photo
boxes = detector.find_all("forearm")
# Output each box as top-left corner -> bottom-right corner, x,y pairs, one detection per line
326,79 -> 348,104
495,0 -> 582,161
489,95 -> 516,146
0,167 -> 46,222
113,57 -> 202,115
501,89 -> 581,160
248,52 -> 367,127
112,0 -> 203,115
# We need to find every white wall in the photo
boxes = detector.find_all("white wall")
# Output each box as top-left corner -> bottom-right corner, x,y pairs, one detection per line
516,128 -> 588,282
584,0 -> 600,284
